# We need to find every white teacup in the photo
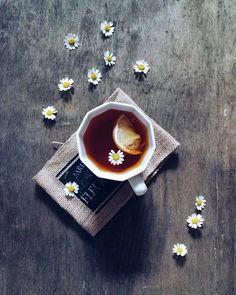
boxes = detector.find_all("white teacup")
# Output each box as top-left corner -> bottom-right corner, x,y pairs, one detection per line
76,102 -> 156,196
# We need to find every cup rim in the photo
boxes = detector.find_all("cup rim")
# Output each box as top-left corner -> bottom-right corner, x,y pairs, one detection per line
76,102 -> 156,181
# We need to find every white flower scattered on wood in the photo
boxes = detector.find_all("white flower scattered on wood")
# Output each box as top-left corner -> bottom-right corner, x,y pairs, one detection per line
133,60 -> 150,74
173,243 -> 187,257
100,21 -> 115,37
42,106 -> 57,120
104,50 -> 116,66
187,213 -> 204,229
58,77 -> 74,91
64,33 -> 79,50
195,195 -> 206,210
87,68 -> 102,85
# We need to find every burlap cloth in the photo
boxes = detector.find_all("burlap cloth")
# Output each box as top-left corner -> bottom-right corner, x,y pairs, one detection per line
34,88 -> 179,236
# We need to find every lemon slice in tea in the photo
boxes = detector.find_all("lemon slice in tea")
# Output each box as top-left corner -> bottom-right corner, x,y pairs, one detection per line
112,115 -> 142,155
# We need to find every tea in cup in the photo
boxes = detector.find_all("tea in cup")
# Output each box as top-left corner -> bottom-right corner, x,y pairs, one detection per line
76,102 -> 156,195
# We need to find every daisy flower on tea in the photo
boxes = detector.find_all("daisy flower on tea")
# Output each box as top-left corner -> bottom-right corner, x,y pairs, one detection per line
108,150 -> 124,165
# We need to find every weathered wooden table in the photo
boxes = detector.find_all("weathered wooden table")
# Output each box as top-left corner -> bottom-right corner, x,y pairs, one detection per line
1,1 -> 235,294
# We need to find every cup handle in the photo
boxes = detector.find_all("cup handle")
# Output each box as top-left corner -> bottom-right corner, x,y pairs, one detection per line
128,174 -> 148,196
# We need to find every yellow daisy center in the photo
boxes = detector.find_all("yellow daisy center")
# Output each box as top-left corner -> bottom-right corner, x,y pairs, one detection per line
197,199 -> 202,206
91,72 -> 97,80
192,217 -> 199,224
63,81 -> 71,88
112,153 -> 120,161
46,109 -> 53,116
68,185 -> 75,192
107,55 -> 112,62
104,24 -> 110,32
68,37 -> 75,45
177,247 -> 183,254
138,64 -> 145,71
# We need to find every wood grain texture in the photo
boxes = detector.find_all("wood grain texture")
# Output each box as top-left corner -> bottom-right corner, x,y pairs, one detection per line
0,0 -> 235,294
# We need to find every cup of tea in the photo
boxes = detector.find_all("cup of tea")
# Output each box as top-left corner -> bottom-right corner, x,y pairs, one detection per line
76,102 -> 156,196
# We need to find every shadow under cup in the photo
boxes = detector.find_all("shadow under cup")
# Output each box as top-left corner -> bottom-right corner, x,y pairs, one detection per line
76,102 -> 156,195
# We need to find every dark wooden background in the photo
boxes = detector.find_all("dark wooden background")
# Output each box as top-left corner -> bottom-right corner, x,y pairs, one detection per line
0,0 -> 235,294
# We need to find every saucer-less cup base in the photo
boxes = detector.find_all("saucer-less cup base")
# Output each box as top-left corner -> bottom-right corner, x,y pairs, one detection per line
76,102 -> 156,196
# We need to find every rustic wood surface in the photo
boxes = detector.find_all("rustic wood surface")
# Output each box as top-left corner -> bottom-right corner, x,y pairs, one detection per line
0,0 -> 235,294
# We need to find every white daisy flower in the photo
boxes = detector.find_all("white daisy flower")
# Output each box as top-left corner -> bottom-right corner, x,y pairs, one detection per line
172,243 -> 187,257
133,60 -> 150,74
187,213 -> 204,229
64,182 -> 79,198
64,33 -> 79,50
108,150 -> 124,165
87,68 -> 102,85
100,21 -> 115,37
104,50 -> 116,66
195,195 -> 206,210
58,77 -> 74,91
42,106 -> 57,120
